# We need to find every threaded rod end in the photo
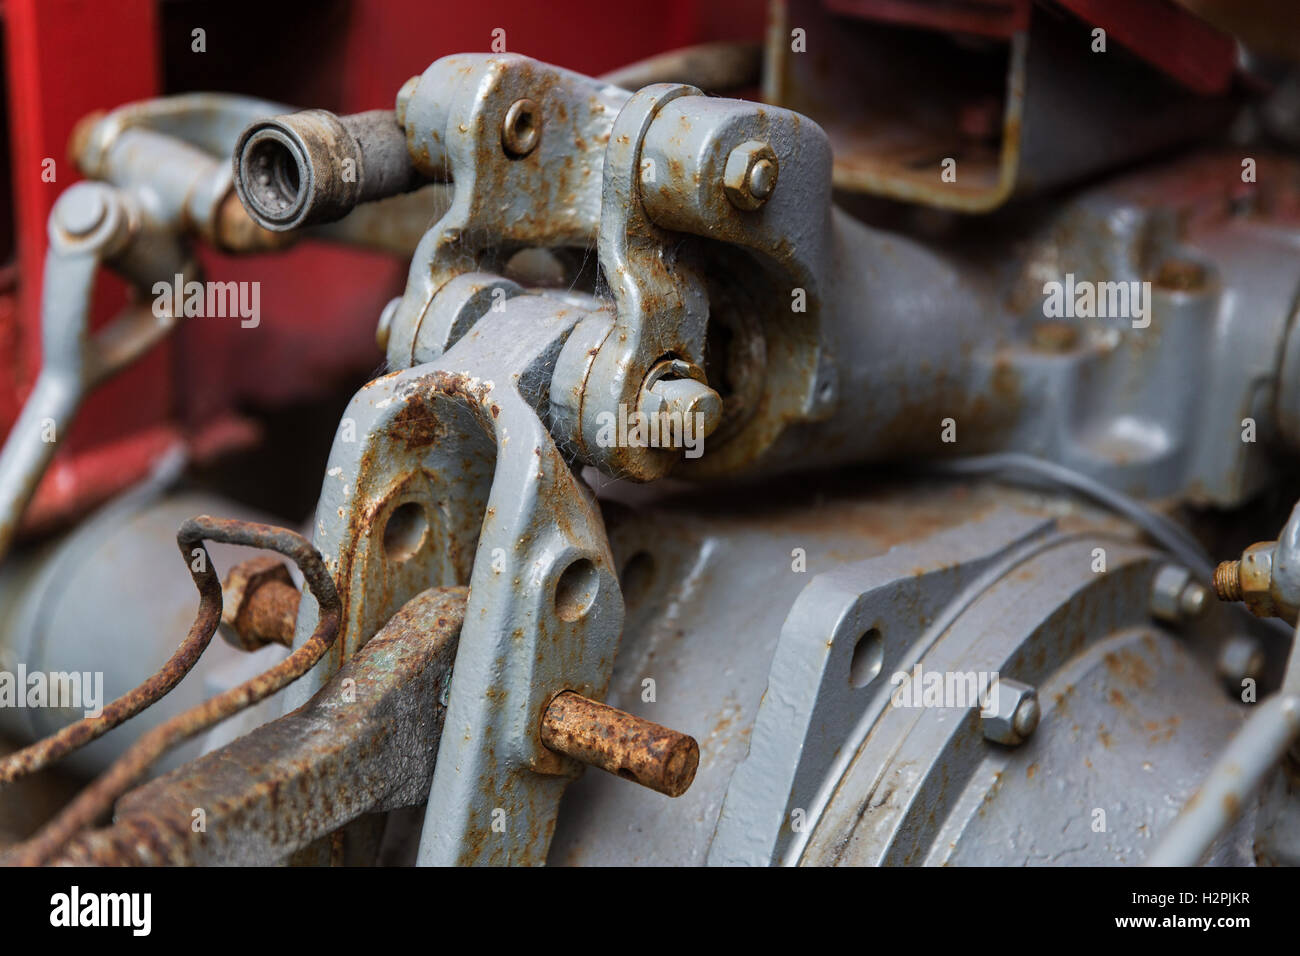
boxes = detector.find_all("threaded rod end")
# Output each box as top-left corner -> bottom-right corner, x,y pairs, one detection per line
1214,560 -> 1243,601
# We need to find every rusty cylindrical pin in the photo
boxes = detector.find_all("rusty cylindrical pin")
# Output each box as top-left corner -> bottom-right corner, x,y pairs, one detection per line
540,691 -> 699,797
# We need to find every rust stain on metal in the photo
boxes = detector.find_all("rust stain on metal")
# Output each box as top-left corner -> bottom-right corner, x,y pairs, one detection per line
539,690 -> 699,797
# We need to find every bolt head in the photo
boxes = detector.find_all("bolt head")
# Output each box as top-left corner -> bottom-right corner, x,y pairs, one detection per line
1217,636 -> 1264,686
724,140 -> 778,211
1150,565 -> 1201,623
748,158 -> 777,200
649,378 -> 723,437
220,556 -> 294,652
639,359 -> 725,447
57,184 -> 107,237
1178,581 -> 1209,618
1012,695 -> 1040,739
1239,541 -> 1279,618
982,678 -> 1038,746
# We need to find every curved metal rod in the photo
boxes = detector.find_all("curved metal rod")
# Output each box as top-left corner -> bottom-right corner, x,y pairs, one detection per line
1,515 -> 340,866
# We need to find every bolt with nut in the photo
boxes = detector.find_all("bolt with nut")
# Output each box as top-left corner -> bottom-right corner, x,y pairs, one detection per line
1214,540 -> 1300,624
1149,564 -> 1209,624
724,140 -> 779,211
52,182 -> 125,246
982,678 -> 1040,746
1216,635 -> 1264,690
637,359 -> 724,449
219,556 -> 302,652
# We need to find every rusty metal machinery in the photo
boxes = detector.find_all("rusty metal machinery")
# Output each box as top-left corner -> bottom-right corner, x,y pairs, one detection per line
5,1 -> 1300,870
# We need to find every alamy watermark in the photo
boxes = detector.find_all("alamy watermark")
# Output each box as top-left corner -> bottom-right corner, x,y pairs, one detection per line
889,663 -> 999,715
50,886 -> 151,936
595,404 -> 707,459
152,273 -> 261,328
0,665 -> 103,718
1042,273 -> 1150,329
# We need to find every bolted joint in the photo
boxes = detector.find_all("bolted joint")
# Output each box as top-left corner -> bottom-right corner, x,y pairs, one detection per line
636,358 -> 724,449
50,182 -> 132,254
982,678 -> 1040,746
219,556 -> 301,652
648,378 -> 723,435
540,691 -> 699,797
1216,635 -> 1264,690
723,140 -> 779,210
1213,540 -> 1299,624
1236,542 -> 1275,618
57,186 -> 106,236
1213,560 -> 1242,601
1149,564 -> 1209,624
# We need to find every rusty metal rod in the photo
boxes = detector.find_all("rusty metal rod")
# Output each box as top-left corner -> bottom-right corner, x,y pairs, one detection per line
49,587 -> 467,866
539,691 -> 699,797
1,515 -> 340,866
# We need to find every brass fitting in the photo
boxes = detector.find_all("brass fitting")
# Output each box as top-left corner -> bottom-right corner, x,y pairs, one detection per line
1213,540 -> 1300,624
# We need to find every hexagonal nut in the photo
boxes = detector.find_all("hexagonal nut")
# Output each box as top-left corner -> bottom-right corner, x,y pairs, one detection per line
1149,564 -> 1206,623
723,140 -> 778,211
1240,541 -> 1278,618
1216,636 -> 1264,686
220,556 -> 295,651
981,678 -> 1040,746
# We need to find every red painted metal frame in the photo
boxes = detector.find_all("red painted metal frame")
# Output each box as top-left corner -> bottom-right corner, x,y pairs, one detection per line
3,0 -> 173,532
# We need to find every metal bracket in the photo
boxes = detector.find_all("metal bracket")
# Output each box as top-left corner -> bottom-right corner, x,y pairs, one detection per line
385,54 -> 631,367
287,297 -> 624,865
709,507 -> 1055,865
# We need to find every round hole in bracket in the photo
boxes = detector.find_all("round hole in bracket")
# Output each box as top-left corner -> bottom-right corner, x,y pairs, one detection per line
502,98 -> 540,157
512,108 -> 534,140
383,501 -> 429,561
849,628 -> 884,688
555,557 -> 599,622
